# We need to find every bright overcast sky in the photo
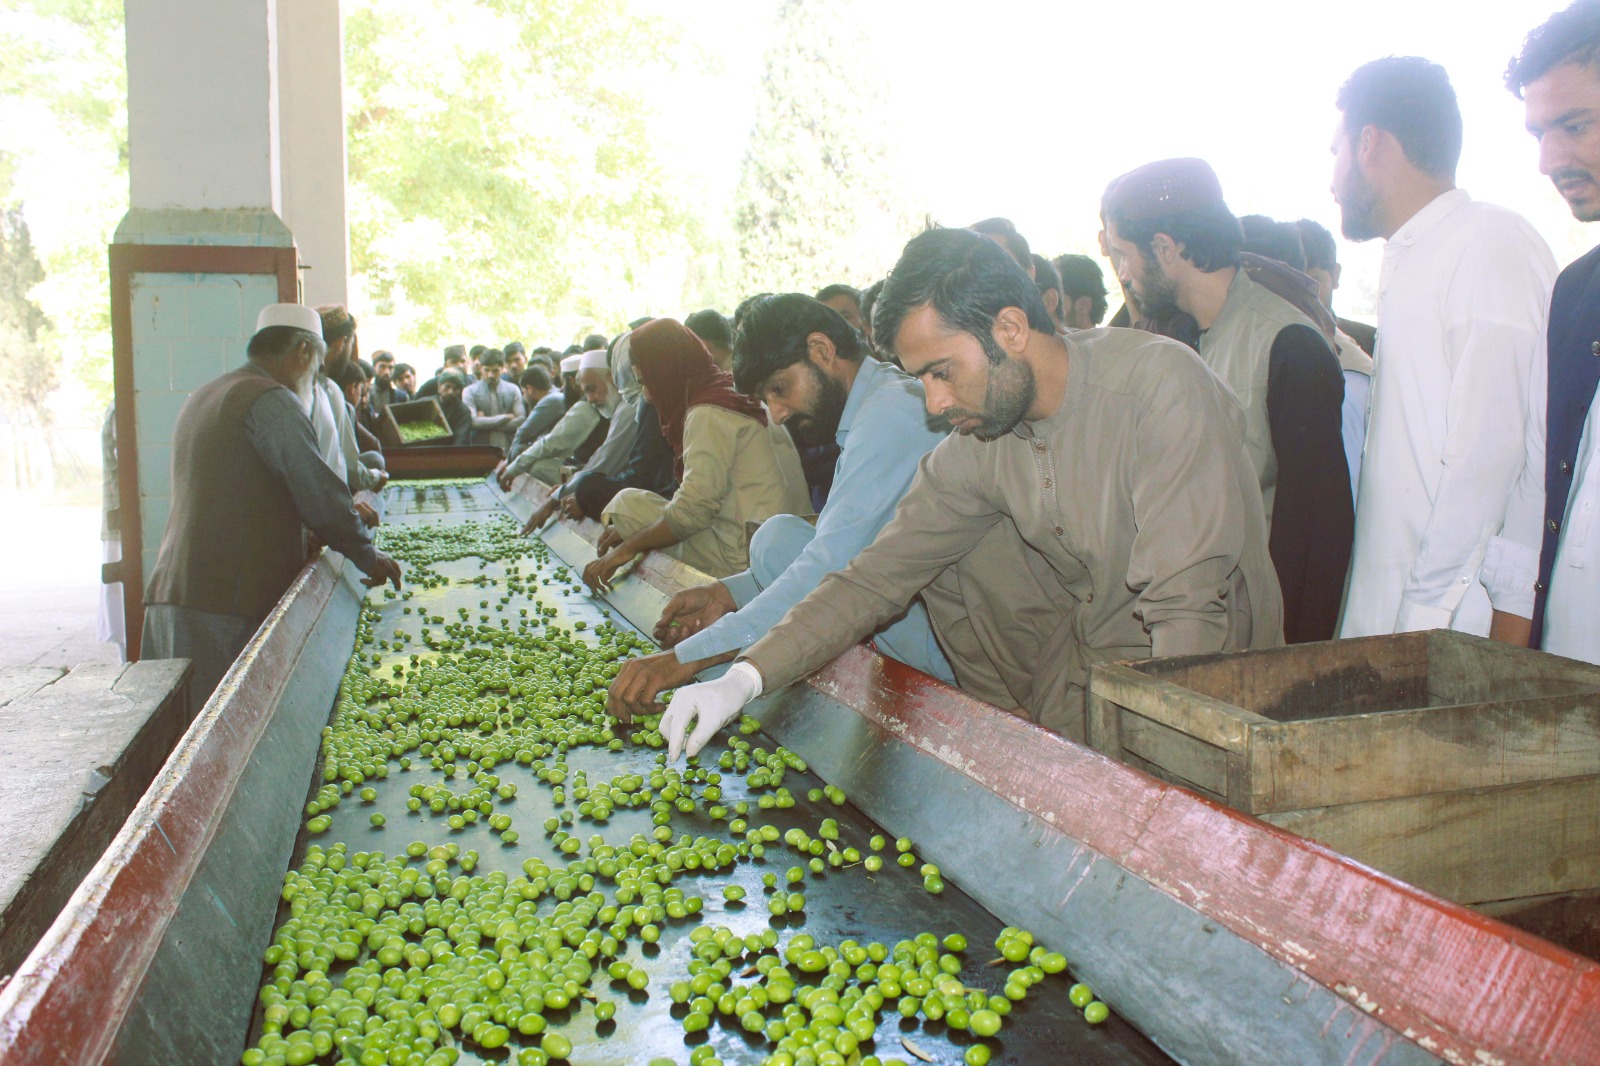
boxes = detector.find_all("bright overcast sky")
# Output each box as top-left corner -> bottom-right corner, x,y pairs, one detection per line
645,0 -> 1583,320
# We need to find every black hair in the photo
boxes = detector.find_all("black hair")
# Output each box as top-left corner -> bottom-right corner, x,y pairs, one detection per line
1106,201 -> 1243,274
1030,254 -> 1063,299
480,347 -> 506,368
1507,2 -> 1600,98
443,344 -> 467,364
582,333 -> 609,351
732,294 -> 864,396
562,344 -> 582,357
684,309 -> 734,351
1239,215 -> 1307,272
531,346 -> 555,356
504,341 -> 525,356
1337,56 -> 1462,180
336,361 -> 367,390
518,365 -> 551,392
1052,254 -> 1109,325
873,227 -> 1055,361
1293,219 -> 1339,273
814,283 -> 862,308
393,362 -> 414,380
732,292 -> 773,331
317,307 -> 356,342
247,326 -> 322,362
968,217 -> 1031,270
371,350 -> 394,365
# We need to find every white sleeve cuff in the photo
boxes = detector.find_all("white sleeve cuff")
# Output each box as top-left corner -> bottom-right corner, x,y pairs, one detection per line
1480,535 -> 1540,619
1395,596 -> 1455,633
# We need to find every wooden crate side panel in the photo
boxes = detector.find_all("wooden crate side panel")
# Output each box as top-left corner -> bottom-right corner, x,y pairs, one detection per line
1249,694 -> 1600,812
1119,711 -> 1231,798
1425,631 -> 1600,704
1261,774 -> 1600,905
1087,663 -> 1264,752
1135,633 -> 1431,720
1118,748 -> 1227,804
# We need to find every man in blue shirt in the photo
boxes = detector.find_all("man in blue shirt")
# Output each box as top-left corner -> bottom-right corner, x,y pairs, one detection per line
606,293 -> 954,719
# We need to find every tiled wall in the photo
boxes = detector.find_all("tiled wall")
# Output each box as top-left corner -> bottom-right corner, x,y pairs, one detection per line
130,271 -> 283,583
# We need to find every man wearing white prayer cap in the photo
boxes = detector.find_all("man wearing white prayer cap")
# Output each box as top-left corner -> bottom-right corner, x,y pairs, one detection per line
516,334 -> 644,528
500,343 -> 621,491
142,303 -> 402,715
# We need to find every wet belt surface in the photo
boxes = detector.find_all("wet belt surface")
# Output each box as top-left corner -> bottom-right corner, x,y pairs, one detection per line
250,480 -> 1171,1066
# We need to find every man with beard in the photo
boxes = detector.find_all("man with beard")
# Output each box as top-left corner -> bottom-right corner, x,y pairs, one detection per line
142,304 -> 401,714
434,371 -> 475,445
311,306 -> 385,521
1103,160 -> 1352,643
1511,1 -> 1600,661
605,294 -> 954,720
1331,56 -> 1554,641
640,230 -> 1282,758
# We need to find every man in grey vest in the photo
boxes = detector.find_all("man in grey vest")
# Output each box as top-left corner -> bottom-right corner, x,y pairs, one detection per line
1104,158 -> 1352,643
142,304 -> 402,714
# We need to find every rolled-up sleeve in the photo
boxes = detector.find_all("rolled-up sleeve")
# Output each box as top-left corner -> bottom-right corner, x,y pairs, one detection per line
246,387 -> 381,573
742,438 -> 1000,693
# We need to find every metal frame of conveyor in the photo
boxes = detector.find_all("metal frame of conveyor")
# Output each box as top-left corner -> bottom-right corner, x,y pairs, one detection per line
0,476 -> 1596,1066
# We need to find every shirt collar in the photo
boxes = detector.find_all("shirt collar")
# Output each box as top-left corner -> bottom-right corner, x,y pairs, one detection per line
835,355 -> 893,445
1011,338 -> 1082,440
1386,188 -> 1470,249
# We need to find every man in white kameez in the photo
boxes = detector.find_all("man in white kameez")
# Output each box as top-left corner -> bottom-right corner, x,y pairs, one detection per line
1331,56 -> 1554,642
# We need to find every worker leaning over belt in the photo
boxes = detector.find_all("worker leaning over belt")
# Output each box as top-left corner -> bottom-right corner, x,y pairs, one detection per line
605,293 -> 956,722
655,226 -> 1285,760
142,304 -> 403,715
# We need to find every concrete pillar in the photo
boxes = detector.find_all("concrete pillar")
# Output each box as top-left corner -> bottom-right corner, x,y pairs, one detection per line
114,0 -> 303,656
277,1 -> 351,308
125,0 -> 281,212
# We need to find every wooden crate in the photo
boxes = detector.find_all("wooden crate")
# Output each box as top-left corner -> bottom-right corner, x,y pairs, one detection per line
377,398 -> 450,448
1086,630 -> 1600,905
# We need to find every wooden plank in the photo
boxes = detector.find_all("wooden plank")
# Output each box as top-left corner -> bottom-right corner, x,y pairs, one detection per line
1084,689 -> 1122,760
1118,747 -> 1226,804
1087,663 -> 1266,753
1249,693 -> 1600,813
1119,711 -> 1229,798
1135,632 -> 1431,721
1261,774 -> 1600,905
1425,630 -> 1600,705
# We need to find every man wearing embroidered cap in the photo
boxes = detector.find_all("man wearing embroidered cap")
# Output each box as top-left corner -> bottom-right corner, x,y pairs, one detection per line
142,303 -> 403,715
1103,157 -> 1353,643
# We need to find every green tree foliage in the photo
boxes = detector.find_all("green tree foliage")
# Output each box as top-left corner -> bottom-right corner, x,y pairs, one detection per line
0,0 -> 127,410
734,0 -> 918,298
345,0 -> 706,346
0,155 -> 57,423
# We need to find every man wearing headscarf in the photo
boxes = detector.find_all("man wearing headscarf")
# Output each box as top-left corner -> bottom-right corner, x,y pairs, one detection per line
143,304 -> 401,715
581,318 -> 809,584
1103,158 -> 1352,644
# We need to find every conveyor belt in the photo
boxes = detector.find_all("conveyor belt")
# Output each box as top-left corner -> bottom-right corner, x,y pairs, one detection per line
252,480 -> 1170,1065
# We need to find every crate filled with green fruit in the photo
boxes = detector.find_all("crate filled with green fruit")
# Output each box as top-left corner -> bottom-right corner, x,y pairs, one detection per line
381,398 -> 453,448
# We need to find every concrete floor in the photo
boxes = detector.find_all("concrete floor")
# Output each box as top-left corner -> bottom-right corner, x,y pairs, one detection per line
0,495 -> 122,670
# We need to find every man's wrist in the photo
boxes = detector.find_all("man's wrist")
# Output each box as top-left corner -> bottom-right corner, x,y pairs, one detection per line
726,660 -> 764,700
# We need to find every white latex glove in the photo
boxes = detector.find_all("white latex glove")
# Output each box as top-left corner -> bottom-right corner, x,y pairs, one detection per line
661,661 -> 764,762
